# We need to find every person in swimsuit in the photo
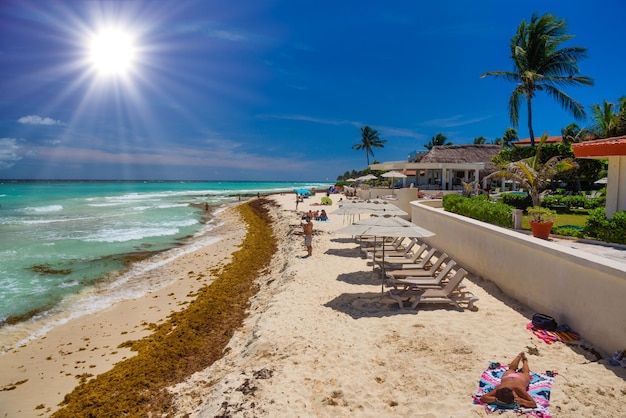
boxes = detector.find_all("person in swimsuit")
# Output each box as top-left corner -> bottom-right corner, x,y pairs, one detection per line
480,352 -> 537,408
301,216 -> 313,257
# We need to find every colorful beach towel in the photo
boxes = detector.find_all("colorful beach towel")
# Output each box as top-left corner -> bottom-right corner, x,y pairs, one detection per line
526,322 -> 581,344
473,363 -> 555,417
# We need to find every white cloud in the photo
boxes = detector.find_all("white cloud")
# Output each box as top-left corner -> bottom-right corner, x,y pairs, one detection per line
0,137 -> 24,169
258,113 -> 359,127
257,114 -> 424,138
210,29 -> 247,42
17,115 -> 65,126
422,114 -> 490,128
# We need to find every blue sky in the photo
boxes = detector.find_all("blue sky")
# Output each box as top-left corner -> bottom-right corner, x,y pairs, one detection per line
0,0 -> 624,181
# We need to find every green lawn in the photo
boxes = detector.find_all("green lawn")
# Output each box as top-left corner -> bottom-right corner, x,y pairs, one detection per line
521,209 -> 589,232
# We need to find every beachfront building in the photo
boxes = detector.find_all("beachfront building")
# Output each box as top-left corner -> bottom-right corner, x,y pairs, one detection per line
370,144 -> 502,191
514,135 -> 564,147
572,135 -> 626,217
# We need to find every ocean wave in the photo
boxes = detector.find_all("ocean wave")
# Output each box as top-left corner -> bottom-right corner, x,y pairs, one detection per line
22,216 -> 92,225
83,227 -> 180,243
157,203 -> 190,209
162,219 -> 198,228
87,202 -> 125,207
19,205 -> 63,213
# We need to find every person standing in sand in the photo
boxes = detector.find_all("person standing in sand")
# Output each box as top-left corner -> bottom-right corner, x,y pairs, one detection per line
480,352 -> 537,408
301,216 -> 313,257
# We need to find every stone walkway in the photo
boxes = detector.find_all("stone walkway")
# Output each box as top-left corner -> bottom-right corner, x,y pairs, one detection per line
551,237 -> 626,266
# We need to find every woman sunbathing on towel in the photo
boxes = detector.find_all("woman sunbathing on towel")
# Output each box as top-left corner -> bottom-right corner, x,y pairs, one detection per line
480,352 -> 537,408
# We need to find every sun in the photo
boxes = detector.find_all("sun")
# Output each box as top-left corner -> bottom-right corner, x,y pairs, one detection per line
89,29 -> 135,75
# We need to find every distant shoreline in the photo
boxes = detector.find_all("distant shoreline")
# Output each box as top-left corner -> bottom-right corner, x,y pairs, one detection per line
0,179 -> 332,184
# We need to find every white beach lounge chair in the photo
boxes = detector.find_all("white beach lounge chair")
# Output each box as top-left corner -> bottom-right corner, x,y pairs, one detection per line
388,268 -> 479,310
386,260 -> 457,288
363,237 -> 418,258
384,252 -> 450,278
374,243 -> 432,265
378,247 -> 440,271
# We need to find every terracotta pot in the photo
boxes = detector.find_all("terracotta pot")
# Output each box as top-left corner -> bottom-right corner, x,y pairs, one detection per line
530,221 -> 553,239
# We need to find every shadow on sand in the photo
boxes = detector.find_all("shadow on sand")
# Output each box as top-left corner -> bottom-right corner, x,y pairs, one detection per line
324,247 -> 362,258
324,291 -> 463,319
336,270 -> 380,286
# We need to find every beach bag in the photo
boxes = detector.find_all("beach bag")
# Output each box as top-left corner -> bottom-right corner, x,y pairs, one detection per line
532,313 -> 558,331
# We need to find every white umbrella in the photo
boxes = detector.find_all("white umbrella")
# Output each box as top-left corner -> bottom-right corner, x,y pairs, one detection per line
357,174 -> 378,181
380,171 -> 407,195
336,215 -> 435,290
336,215 -> 433,238
381,170 -> 407,179
330,200 -> 407,216
330,200 -> 408,223
594,177 -> 608,185
346,178 -> 357,182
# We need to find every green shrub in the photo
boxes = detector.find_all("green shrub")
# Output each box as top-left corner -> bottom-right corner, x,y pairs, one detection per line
442,194 -> 465,213
582,195 -> 606,209
500,192 -> 532,209
552,225 -> 583,238
542,194 -> 605,210
583,208 -> 626,244
443,194 -> 513,228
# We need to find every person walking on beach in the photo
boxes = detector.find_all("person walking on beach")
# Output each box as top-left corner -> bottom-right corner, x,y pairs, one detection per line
301,216 -> 313,257
480,352 -> 537,408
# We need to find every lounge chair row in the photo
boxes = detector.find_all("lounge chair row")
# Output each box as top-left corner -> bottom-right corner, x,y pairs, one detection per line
359,236 -> 479,310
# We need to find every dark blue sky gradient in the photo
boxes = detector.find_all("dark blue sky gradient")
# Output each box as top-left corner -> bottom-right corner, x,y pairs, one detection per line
1,0 -> 624,181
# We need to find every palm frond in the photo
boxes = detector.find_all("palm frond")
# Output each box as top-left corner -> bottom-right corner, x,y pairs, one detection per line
543,85 -> 587,120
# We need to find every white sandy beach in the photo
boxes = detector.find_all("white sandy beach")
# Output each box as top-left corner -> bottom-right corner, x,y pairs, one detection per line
1,193 -> 625,417
171,193 -> 626,417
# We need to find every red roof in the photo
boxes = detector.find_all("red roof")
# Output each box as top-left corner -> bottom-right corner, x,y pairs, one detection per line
514,136 -> 563,146
572,136 -> 626,158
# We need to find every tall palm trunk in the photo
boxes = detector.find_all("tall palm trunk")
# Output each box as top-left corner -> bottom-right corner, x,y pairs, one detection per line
527,94 -> 535,147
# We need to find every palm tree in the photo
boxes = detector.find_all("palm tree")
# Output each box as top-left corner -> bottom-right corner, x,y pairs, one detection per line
424,132 -> 452,150
560,123 -> 587,145
589,97 -> 626,138
501,128 -> 519,148
473,136 -> 487,144
352,126 -> 387,166
486,133 -> 577,207
618,97 -> 626,135
481,13 -> 593,146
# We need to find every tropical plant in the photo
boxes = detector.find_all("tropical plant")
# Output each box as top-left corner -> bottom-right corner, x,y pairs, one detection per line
494,128 -> 518,147
352,126 -> 387,165
526,206 -> 556,223
486,133 -> 578,207
618,97 -> 626,135
424,132 -> 452,150
560,123 -> 588,145
589,96 -> 626,138
481,13 -> 593,146
473,136 -> 487,144
461,180 -> 479,197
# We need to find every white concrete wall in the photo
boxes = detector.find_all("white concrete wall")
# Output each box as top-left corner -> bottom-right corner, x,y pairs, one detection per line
410,199 -> 626,355
606,156 -> 626,217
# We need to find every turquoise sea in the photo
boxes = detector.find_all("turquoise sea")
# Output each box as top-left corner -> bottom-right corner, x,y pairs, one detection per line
0,180 -> 330,349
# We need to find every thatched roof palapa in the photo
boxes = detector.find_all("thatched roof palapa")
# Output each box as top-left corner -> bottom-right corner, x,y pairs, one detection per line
417,144 -> 502,174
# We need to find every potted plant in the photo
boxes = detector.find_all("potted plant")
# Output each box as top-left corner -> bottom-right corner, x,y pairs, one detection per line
527,206 -> 556,239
